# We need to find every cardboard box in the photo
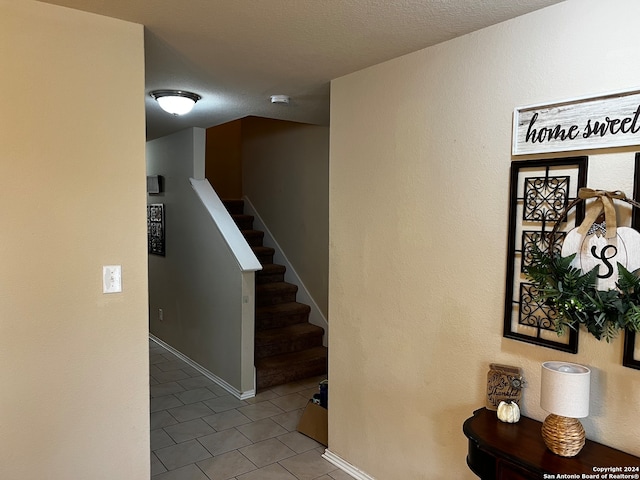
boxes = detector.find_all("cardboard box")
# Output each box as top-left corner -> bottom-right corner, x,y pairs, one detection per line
297,401 -> 328,446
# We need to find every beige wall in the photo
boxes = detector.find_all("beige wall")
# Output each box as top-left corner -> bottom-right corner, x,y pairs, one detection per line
329,0 -> 640,478
0,2 -> 148,478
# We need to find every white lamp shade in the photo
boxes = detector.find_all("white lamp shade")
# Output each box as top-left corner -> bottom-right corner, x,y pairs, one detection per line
150,90 -> 201,115
156,95 -> 196,115
541,361 -> 590,418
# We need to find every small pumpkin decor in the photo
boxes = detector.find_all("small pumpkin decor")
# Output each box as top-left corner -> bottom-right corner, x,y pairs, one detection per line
527,188 -> 640,341
497,401 -> 520,423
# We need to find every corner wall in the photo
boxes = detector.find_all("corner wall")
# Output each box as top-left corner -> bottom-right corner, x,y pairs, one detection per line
0,1 -> 148,478
329,0 -> 640,478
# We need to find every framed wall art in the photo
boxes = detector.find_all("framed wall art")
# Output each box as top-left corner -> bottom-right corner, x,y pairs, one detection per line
623,152 -> 640,369
147,203 -> 165,256
623,330 -> 640,370
503,157 -> 588,353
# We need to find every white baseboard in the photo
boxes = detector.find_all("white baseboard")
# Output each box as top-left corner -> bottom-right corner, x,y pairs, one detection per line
242,196 -> 329,346
149,334 -> 255,400
322,449 -> 376,480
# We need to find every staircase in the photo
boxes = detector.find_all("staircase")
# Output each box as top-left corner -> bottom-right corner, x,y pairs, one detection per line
222,199 -> 328,391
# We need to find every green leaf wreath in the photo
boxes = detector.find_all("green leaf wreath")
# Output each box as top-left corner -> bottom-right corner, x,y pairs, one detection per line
525,244 -> 640,342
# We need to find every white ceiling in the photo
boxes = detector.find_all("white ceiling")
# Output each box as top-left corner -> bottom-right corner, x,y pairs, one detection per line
39,0 -> 565,140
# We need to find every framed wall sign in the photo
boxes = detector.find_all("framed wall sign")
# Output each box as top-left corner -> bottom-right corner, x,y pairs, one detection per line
147,203 -> 165,256
513,89 -> 640,156
503,157 -> 588,353
624,152 -> 640,370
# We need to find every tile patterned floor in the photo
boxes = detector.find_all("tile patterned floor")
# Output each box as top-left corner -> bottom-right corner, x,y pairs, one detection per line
149,339 -> 351,480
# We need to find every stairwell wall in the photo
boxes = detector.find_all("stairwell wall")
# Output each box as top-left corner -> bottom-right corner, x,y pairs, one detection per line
147,127 -> 255,395
241,117 -> 330,318
329,0 -> 640,478
206,119 -> 243,199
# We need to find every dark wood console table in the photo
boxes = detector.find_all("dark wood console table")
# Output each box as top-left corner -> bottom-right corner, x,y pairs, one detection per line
463,408 -> 640,480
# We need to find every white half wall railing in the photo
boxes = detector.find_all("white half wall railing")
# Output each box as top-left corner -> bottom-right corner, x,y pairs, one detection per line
190,179 -> 262,273
188,178 -> 261,396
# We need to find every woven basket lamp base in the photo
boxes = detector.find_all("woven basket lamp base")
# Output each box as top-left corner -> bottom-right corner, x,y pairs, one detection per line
541,414 -> 586,457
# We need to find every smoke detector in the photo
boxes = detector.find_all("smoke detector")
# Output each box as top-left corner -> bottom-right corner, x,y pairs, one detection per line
270,95 -> 290,105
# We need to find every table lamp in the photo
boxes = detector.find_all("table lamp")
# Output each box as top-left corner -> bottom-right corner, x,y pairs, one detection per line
540,361 -> 591,457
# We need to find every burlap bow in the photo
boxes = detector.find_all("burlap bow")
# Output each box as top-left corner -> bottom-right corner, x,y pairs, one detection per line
576,188 -> 626,239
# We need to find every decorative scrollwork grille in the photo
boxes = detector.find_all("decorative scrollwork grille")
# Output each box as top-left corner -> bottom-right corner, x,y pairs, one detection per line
503,157 -> 587,353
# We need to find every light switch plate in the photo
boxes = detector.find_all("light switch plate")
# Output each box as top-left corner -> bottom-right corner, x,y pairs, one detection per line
103,265 -> 122,293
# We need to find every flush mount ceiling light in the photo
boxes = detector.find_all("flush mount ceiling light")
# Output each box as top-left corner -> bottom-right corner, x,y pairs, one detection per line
150,90 -> 201,115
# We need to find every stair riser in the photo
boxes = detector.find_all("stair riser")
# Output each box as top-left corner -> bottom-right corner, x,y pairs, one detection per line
234,219 -> 254,230
256,272 -> 285,284
243,234 -> 264,247
256,291 -> 297,306
256,311 -> 310,330
222,201 -> 245,215
257,358 -> 328,390
256,252 -> 274,264
255,333 -> 324,359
